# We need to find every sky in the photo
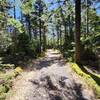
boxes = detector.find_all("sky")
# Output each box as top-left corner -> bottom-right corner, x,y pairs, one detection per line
9,0 -> 100,19
94,2 -> 100,15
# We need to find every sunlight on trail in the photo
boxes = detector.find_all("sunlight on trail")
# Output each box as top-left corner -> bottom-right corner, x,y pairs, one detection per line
6,49 -> 96,100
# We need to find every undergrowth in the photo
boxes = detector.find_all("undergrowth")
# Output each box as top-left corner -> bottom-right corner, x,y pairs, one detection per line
0,66 -> 23,100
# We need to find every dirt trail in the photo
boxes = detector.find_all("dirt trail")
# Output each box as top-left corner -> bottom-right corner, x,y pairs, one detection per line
6,49 -> 96,100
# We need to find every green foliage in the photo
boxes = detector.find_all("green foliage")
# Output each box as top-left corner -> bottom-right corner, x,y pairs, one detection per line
0,64 -> 14,72
16,33 -> 30,57
21,0 -> 34,15
17,33 -> 40,57
0,73 -> 12,99
7,18 -> 23,33
28,39 -> 40,57
0,32 -> 12,53
0,65 -> 23,99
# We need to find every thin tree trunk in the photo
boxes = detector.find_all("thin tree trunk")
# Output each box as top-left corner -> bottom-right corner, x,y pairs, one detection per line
43,27 -> 46,51
75,0 -> 81,64
56,25 -> 60,48
13,0 -> 17,53
26,15 -> 32,40
63,21 -> 68,50
58,1 -> 68,51
28,16 -> 31,40
86,0 -> 89,35
34,28 -> 38,40
38,0 -> 42,53
59,24 -> 62,50
14,0 -> 16,19
39,13 -> 42,53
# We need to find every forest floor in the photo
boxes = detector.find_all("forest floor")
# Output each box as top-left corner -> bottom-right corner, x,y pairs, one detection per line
6,49 -> 97,100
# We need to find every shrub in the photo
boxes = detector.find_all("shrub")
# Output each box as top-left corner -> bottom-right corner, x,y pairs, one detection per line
16,33 -> 40,58
0,32 -> 12,55
0,66 -> 23,99
17,33 -> 30,54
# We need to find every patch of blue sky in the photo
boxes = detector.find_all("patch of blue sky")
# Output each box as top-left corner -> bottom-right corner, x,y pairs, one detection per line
95,2 -> 100,15
8,0 -> 21,19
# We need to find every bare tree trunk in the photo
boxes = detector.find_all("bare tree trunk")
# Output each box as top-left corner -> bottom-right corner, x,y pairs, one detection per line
75,0 -> 81,64
43,27 -> 46,51
25,15 -> 32,40
38,0 -> 42,53
39,12 -> 42,53
56,25 -> 60,48
57,0 -> 68,51
13,0 -> 17,53
59,24 -> 62,51
86,0 -> 89,35
28,16 -> 31,40
63,21 -> 68,51
14,0 -> 16,19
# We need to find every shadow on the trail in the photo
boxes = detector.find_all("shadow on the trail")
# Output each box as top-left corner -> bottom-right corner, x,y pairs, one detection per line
74,83 -> 87,100
35,56 -> 65,70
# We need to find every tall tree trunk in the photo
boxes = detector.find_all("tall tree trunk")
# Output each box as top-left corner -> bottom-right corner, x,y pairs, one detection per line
43,27 -> 46,51
25,15 -> 32,40
34,28 -> 38,40
59,24 -> 62,51
14,0 -> 16,19
38,0 -> 42,53
58,1 -> 68,51
56,25 -> 60,48
75,0 -> 81,64
13,0 -> 17,53
63,21 -> 68,51
27,16 -> 32,40
86,0 -> 89,35
39,13 -> 42,53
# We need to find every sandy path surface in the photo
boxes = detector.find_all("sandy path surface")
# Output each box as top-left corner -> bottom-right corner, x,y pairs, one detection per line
6,49 -> 96,100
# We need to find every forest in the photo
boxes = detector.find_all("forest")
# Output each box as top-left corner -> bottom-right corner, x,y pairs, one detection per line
0,0 -> 100,100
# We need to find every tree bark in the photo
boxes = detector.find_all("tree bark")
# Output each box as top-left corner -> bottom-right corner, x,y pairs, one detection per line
75,0 -> 81,64
26,15 -> 32,40
56,25 -> 60,48
14,0 -> 16,19
86,0 -> 89,35
38,0 -> 42,53
43,27 -> 46,51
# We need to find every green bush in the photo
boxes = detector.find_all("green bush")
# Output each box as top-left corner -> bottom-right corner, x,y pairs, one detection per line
17,33 -> 30,54
0,74 -> 12,100
27,39 -> 40,57
15,33 -> 41,58
0,66 -> 23,99
0,32 -> 12,55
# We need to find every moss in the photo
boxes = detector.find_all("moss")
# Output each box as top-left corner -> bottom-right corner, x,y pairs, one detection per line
0,93 -> 6,100
14,67 -> 23,73
0,67 -> 23,99
0,75 -> 15,99
0,85 -> 7,94
70,63 -> 100,98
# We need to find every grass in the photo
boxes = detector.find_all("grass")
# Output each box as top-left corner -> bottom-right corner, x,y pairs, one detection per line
0,73 -> 13,100
70,63 -> 100,98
